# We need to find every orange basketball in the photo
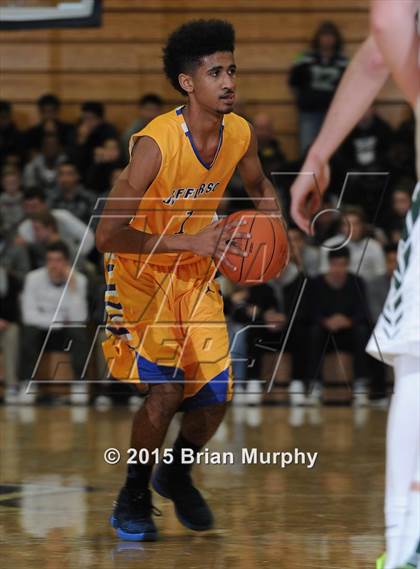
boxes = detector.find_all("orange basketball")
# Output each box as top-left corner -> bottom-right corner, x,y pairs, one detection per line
214,209 -> 289,285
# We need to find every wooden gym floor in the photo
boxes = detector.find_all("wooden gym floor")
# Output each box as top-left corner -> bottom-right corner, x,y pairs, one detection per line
0,404 -> 387,568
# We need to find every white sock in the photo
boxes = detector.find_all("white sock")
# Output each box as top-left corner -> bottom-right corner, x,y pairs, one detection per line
384,355 -> 420,569
399,458 -> 420,566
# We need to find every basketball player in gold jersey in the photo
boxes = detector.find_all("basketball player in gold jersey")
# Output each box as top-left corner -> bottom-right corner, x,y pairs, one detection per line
96,20 -> 282,541
290,2 -> 419,567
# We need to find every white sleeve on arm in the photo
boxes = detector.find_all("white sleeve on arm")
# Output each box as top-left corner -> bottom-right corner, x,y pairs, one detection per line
53,209 -> 95,256
18,219 -> 35,243
66,273 -> 89,323
21,272 -> 51,328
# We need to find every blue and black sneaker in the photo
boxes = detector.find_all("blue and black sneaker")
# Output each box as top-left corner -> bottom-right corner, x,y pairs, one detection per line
151,464 -> 214,531
110,487 -> 160,541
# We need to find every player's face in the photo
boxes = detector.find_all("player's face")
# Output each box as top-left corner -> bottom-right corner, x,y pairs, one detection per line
191,52 -> 237,114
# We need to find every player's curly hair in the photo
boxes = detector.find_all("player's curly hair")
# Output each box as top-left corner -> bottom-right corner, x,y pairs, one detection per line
163,19 -> 235,96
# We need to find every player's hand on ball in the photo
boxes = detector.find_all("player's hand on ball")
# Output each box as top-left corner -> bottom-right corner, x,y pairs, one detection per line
192,220 -> 251,271
290,153 -> 330,234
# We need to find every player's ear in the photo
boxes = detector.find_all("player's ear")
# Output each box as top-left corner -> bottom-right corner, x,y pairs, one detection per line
178,73 -> 194,94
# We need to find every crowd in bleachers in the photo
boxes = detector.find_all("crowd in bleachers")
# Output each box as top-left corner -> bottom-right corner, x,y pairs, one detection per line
0,93 -> 165,406
0,22 -> 416,407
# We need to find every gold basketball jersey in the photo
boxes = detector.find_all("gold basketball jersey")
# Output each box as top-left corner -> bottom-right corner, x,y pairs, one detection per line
118,106 -> 251,265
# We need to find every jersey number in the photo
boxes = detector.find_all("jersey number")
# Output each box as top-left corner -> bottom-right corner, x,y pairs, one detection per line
175,210 -> 193,234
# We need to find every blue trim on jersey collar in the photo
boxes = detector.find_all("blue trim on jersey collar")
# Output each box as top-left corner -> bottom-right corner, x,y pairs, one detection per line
175,105 -> 224,170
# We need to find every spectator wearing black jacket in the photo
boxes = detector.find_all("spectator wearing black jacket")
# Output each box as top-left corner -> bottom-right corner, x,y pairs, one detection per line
307,247 -> 371,401
24,94 -> 74,156
289,21 -> 348,156
0,100 -> 23,168
226,283 -> 286,386
341,107 -> 393,170
388,105 -> 417,181
72,101 -> 119,180
226,279 -> 311,389
86,137 -> 125,194
339,107 -> 394,220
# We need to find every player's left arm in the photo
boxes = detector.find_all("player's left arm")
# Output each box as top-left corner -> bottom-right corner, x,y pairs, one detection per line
371,0 -> 419,107
238,124 -> 284,216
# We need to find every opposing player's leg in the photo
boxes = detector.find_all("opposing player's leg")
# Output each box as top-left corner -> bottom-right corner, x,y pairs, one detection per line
399,459 -> 420,567
391,356 -> 420,567
381,356 -> 420,568
376,553 -> 417,569
368,183 -> 420,568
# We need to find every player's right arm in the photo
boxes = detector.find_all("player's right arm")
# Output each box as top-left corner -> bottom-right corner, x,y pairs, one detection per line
95,136 -> 247,265
290,35 -> 390,233
371,0 -> 419,108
